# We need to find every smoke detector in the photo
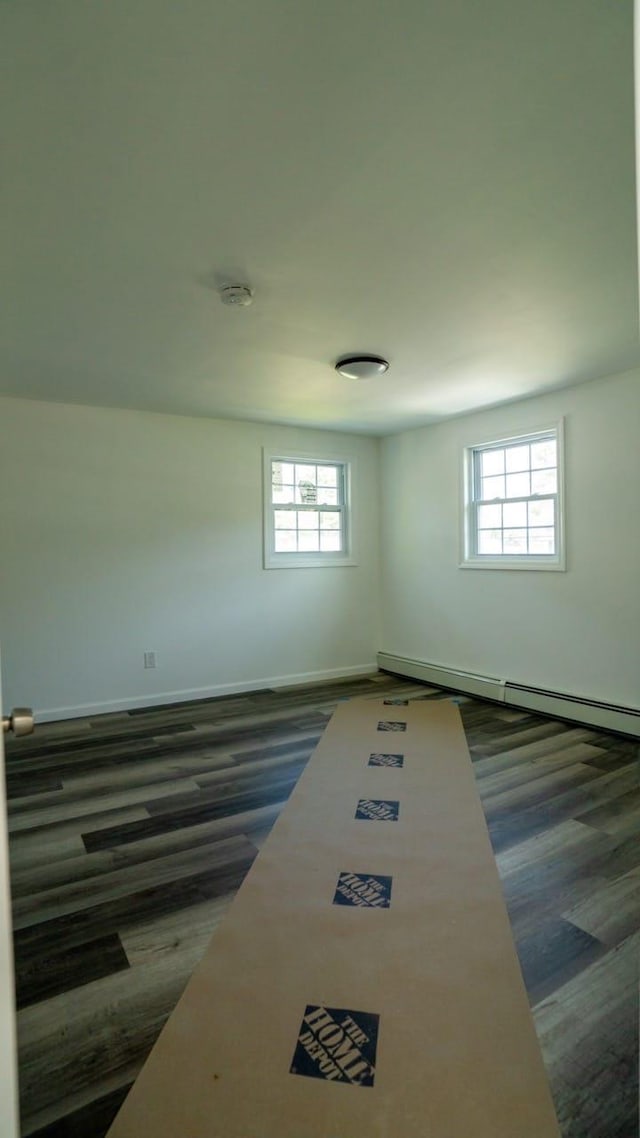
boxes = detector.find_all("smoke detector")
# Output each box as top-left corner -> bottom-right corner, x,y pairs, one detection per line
220,284 -> 254,307
335,354 -> 389,380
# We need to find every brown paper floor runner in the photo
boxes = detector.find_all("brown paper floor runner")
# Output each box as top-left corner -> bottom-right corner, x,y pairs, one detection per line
107,697 -> 560,1137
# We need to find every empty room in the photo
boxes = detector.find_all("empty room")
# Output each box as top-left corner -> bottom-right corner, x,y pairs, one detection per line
0,2 -> 638,1137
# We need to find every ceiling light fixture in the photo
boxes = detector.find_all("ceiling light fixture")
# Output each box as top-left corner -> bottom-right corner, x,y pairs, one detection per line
335,354 -> 389,380
220,284 -> 254,307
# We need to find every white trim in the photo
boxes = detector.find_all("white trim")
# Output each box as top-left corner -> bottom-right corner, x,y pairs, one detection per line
377,652 -> 640,737
0,654 -> 19,1138
33,662 -> 379,723
262,449 -> 357,569
460,419 -> 566,571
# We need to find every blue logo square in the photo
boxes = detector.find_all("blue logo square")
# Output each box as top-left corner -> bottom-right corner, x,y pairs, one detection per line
290,1005 -> 379,1087
333,871 -> 393,908
355,798 -> 399,822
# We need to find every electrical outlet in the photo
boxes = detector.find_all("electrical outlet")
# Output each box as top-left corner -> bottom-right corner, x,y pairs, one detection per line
144,652 -> 157,669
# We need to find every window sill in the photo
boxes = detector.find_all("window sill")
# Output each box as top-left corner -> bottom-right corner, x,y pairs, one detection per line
459,557 -> 565,572
264,555 -> 357,570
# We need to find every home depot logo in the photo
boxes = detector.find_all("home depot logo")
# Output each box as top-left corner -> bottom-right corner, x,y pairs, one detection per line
377,720 -> 406,732
290,1004 -> 379,1087
369,752 -> 404,768
355,798 -> 399,821
333,871 -> 392,908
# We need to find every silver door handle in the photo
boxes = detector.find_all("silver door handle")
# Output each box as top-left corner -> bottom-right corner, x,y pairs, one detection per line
2,708 -> 34,737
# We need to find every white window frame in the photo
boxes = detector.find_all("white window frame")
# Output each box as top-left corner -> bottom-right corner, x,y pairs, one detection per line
460,420 -> 565,571
262,449 -> 356,569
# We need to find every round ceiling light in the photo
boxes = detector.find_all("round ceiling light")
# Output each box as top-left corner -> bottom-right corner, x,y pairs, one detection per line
220,284 -> 254,307
335,354 -> 389,380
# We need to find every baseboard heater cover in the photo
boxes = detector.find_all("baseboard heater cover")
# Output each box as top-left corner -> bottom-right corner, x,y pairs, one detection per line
377,652 -> 506,703
504,681 -> 640,736
377,652 -> 640,738
107,697 -> 560,1138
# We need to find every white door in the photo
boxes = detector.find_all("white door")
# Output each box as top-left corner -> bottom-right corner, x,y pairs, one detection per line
0,659 -> 23,1138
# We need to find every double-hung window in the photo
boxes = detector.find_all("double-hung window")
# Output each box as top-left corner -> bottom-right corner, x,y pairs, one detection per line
263,452 -> 354,568
462,424 -> 564,569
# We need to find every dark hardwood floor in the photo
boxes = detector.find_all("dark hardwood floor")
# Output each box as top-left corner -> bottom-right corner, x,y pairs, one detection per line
4,673 -> 639,1138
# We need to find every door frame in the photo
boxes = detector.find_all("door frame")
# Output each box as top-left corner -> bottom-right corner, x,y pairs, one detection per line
0,656 -> 20,1138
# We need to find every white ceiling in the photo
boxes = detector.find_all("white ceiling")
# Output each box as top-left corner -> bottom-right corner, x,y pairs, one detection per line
1,0 -> 638,434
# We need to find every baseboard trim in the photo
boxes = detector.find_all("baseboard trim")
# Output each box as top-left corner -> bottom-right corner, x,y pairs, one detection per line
34,663 -> 379,723
377,652 -> 640,738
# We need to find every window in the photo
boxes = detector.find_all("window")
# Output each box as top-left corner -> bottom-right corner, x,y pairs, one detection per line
461,424 -> 564,570
263,452 -> 354,568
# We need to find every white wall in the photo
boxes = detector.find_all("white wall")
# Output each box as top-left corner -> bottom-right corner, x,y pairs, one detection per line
380,368 -> 640,710
3,369 -> 638,721
0,397 -> 380,719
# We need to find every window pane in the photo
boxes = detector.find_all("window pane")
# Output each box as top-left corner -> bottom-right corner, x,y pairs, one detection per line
320,531 -> 342,552
320,511 -> 341,529
503,501 -> 526,527
505,472 -> 530,498
298,531 -> 320,552
295,464 -> 316,484
478,503 -> 501,528
297,510 -> 319,530
528,498 -> 554,526
478,529 -> 502,554
317,486 -> 338,505
505,445 -> 530,473
272,484 -> 295,505
503,529 -> 527,554
481,475 -> 505,500
317,465 -> 338,487
272,461 -> 294,486
528,528 -> 555,554
531,468 -> 557,494
531,439 -> 556,469
296,482 -> 317,504
481,449 -> 505,476
274,510 -> 295,529
274,530 -> 297,552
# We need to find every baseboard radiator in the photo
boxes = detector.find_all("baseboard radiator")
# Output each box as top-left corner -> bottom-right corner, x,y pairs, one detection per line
377,652 -> 640,738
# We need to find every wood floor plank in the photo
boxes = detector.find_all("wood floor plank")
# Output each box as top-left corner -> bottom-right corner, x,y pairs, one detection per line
82,763 -> 304,852
482,759 -> 606,817
6,775 -> 64,801
119,895 -> 233,968
488,763 -> 640,854
15,933 -> 130,1010
27,1082 -> 133,1138
12,834 -> 257,930
8,778 -> 200,834
533,931 -> 639,1138
574,787 -> 640,835
59,750 -> 237,796
9,835 -> 87,875
9,803 -> 281,900
477,740 -> 607,798
472,728 -> 598,776
469,719 -> 579,757
515,917 -> 606,1006
13,865 -> 249,964
17,954 -> 196,1124
8,809 -> 152,871
562,867 -> 640,946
